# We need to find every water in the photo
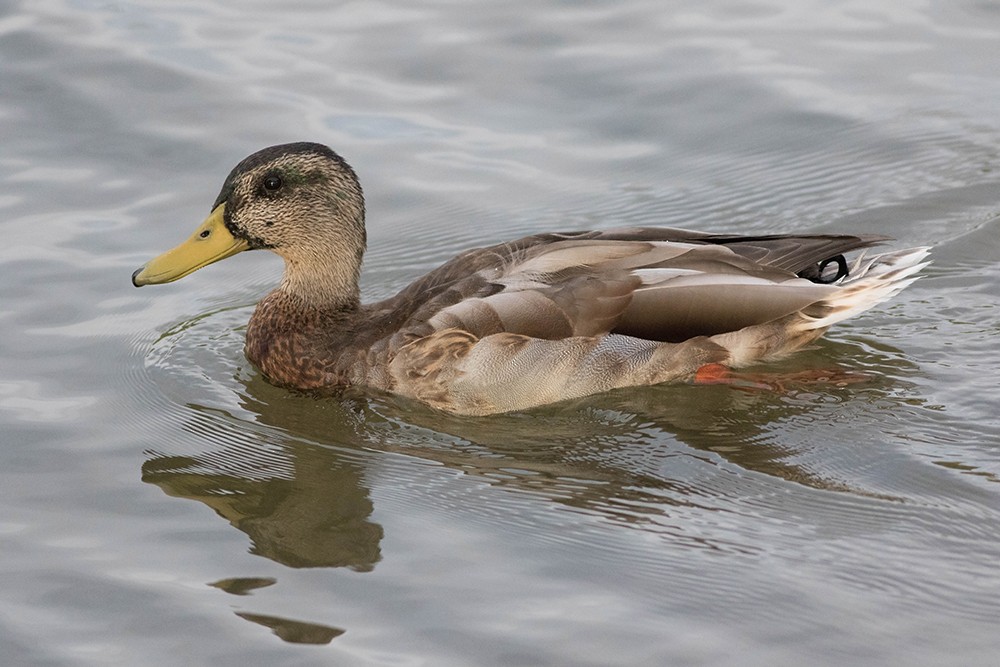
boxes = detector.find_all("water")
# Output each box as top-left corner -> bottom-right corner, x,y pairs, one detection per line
2,0 -> 999,665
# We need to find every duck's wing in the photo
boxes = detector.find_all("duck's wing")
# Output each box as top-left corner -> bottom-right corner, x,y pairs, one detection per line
572,227 -> 889,274
361,228 -> 921,414
374,228 -> 884,346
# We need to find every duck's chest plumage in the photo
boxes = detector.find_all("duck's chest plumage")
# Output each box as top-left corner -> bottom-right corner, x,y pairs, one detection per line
244,293 -> 371,391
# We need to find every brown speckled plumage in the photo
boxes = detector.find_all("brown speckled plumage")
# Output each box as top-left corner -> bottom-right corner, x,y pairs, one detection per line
135,143 -> 930,415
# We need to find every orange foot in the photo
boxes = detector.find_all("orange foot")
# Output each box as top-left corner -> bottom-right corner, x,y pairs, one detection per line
692,363 -> 871,392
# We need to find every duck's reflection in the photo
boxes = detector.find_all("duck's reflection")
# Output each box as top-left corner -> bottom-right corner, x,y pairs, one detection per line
142,337 -> 918,571
235,612 -> 344,645
142,393 -> 384,570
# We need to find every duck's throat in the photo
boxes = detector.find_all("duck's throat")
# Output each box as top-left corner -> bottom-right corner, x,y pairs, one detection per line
278,251 -> 362,311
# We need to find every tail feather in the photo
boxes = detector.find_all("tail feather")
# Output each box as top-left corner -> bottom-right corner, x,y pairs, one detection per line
708,246 -> 929,368
799,247 -> 931,330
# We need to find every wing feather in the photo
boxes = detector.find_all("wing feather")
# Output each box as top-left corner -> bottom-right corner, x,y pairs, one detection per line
369,227 -> 885,353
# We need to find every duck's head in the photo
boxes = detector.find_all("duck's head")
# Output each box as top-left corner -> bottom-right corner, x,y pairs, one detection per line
132,142 -> 366,307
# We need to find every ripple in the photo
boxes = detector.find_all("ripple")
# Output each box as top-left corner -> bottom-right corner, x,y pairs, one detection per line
6,0 -> 1000,663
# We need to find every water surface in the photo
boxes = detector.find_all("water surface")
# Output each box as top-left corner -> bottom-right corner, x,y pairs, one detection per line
2,1 -> 999,665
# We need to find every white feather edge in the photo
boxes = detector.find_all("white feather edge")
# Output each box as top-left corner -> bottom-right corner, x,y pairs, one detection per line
799,247 -> 931,330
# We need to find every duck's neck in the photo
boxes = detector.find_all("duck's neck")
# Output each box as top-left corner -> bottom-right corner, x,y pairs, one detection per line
276,241 -> 364,312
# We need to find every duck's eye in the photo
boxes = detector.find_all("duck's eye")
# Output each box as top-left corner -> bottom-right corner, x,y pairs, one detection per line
263,174 -> 283,192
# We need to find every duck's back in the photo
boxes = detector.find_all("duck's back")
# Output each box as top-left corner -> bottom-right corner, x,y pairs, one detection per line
364,227 -> 886,347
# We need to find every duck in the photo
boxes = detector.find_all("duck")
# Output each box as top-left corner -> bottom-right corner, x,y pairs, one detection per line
132,142 -> 929,415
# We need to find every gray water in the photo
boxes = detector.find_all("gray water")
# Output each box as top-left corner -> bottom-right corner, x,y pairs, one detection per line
2,1 -> 999,665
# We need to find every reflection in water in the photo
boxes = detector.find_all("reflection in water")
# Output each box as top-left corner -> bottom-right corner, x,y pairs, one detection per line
209,577 -> 277,596
235,612 -> 344,645
142,408 -> 384,570
143,323 -> 921,569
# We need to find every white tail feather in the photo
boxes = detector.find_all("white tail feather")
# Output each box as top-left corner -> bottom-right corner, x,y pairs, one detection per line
799,247 -> 931,330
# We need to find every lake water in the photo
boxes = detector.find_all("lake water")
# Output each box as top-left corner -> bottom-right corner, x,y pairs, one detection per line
2,0 -> 999,665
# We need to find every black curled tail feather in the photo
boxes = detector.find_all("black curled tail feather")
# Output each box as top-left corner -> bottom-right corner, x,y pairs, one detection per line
797,254 -> 849,284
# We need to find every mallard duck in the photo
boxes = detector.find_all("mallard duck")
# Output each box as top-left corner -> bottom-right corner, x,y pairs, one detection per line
133,142 -> 929,415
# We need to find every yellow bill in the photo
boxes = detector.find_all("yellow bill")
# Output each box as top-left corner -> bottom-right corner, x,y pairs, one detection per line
132,204 -> 249,286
